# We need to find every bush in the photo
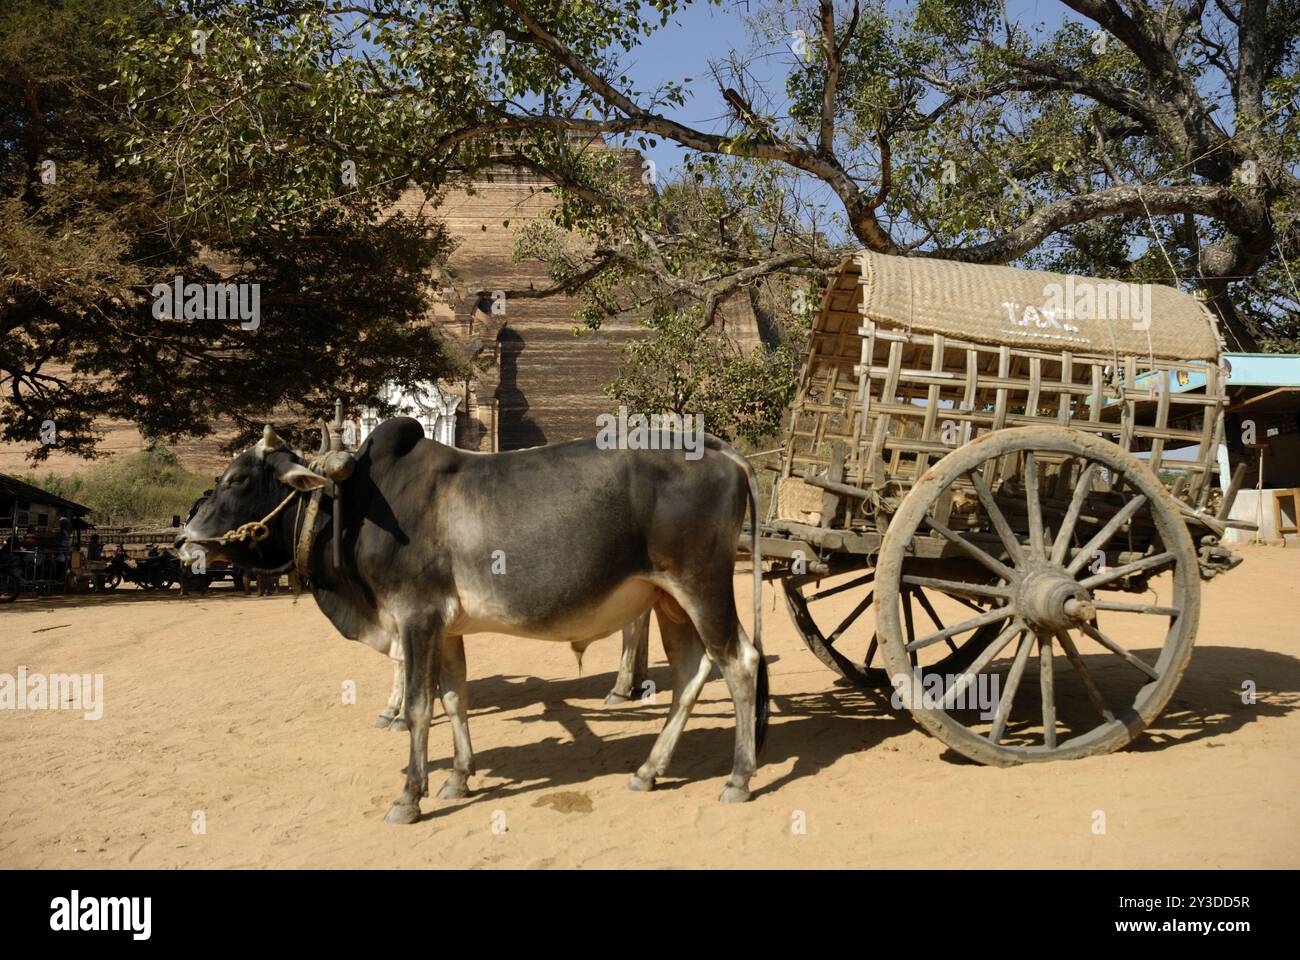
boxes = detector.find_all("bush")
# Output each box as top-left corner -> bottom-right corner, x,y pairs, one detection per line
18,442 -> 211,527
607,308 -> 799,447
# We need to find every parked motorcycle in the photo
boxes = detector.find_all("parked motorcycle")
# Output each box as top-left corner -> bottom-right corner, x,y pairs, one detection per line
101,551 -> 181,591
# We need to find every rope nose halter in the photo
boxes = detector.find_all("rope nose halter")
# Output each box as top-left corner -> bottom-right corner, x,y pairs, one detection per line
183,406 -> 355,574
186,487 -> 302,547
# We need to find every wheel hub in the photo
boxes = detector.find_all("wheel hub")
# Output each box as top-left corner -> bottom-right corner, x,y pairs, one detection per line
1016,568 -> 1094,631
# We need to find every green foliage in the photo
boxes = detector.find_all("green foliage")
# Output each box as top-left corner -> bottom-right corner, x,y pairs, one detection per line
18,443 -> 211,526
10,0 -> 1299,478
110,1 -> 1299,354
114,0 -> 706,233
607,308 -> 801,445
2,0 -> 460,460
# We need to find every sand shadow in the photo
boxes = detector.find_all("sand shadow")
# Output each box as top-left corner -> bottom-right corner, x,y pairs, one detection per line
919,644 -> 1300,763
403,645 -> 1299,806
404,658 -> 906,805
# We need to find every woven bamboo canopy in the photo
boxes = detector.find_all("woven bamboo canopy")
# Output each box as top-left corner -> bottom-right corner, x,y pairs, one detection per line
822,251 -> 1223,362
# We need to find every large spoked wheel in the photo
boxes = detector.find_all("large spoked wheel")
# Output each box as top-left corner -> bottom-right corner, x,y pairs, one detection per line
876,425 -> 1201,766
783,567 -> 1009,688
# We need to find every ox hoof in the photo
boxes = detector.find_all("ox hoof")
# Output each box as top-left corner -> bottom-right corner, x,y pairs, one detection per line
384,801 -> 422,825
627,773 -> 655,793
373,713 -> 396,729
437,778 -> 470,801
387,716 -> 409,732
603,691 -> 631,706
719,785 -> 751,804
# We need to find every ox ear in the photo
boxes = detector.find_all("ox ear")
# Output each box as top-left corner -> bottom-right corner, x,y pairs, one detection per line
276,462 -> 330,492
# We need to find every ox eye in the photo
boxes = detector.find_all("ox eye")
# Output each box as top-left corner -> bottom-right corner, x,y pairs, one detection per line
226,474 -> 247,487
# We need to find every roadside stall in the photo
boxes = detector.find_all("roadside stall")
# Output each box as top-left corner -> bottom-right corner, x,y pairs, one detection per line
0,474 -> 94,599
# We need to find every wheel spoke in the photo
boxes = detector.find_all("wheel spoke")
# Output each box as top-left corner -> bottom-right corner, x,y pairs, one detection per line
864,633 -> 879,668
909,588 -> 959,653
1056,630 -> 1115,723
1066,493 -> 1149,575
968,471 -> 1025,566
1078,620 -> 1161,681
949,594 -> 989,615
921,515 -> 1017,582
1080,551 -> 1176,589
907,604 -> 1013,653
827,590 -> 875,648
1050,462 -> 1098,565
1038,633 -> 1057,749
939,618 -> 1024,710
1091,598 -> 1180,617
989,631 -> 1033,743
1024,452 -> 1046,559
903,589 -> 919,667
900,575 -> 1012,601
784,571 -> 829,590
807,571 -> 875,603
911,587 -> 945,631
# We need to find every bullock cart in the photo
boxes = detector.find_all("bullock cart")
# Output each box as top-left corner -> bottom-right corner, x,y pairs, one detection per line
756,251 -> 1249,766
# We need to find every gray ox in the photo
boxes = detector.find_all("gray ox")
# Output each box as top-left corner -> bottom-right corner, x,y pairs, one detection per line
177,418 -> 767,824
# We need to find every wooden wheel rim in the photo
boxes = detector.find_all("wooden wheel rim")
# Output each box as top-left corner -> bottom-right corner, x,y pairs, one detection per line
875,425 -> 1201,766
783,570 -> 1009,689
782,565 -> 882,685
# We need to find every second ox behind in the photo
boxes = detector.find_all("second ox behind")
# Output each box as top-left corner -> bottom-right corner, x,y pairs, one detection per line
177,417 -> 766,824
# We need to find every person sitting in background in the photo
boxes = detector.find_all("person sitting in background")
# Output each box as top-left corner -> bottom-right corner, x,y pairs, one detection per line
87,533 -> 103,561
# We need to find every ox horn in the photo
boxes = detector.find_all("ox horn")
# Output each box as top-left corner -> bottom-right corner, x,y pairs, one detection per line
257,424 -> 286,455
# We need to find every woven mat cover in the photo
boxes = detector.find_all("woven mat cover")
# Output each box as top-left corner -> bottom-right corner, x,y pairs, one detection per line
843,250 -> 1221,361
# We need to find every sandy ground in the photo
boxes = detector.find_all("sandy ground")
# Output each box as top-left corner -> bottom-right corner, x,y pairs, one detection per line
2,545 -> 1298,869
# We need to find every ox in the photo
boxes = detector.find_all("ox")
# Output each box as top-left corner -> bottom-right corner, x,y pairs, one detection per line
177,418 -> 766,824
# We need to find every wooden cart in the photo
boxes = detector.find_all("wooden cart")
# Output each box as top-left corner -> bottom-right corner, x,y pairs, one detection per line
759,251 -> 1249,765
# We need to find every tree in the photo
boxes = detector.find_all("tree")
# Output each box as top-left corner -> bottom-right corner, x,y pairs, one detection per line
607,307 -> 801,444
119,1 -> 1300,354
0,0 -> 461,461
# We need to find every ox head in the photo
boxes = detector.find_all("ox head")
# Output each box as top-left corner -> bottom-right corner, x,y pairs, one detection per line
175,424 -> 329,570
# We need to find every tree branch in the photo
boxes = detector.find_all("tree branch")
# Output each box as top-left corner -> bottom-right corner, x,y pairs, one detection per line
930,182 -> 1249,264
495,0 -> 897,252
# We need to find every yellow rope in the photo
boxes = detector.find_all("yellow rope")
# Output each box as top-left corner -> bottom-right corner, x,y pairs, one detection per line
191,489 -> 301,546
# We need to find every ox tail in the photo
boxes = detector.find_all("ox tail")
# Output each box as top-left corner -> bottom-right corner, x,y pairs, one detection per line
710,438 -> 769,754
